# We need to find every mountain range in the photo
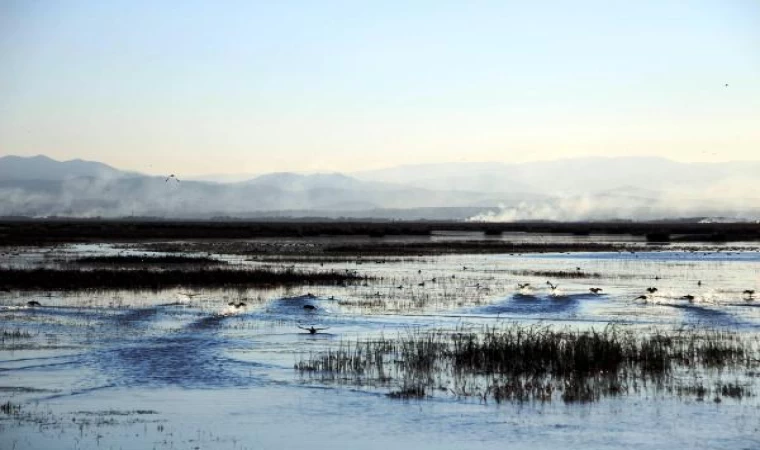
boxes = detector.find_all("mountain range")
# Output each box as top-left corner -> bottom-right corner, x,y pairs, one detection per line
1,154 -> 759,221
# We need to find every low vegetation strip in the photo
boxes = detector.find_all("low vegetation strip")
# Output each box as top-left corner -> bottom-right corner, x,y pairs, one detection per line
323,241 -> 623,255
73,255 -> 226,265
296,324 -> 759,403
0,268 -> 365,290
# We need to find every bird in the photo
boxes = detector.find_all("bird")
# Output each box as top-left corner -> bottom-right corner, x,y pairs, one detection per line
697,280 -> 702,287
682,295 -> 695,302
26,300 -> 42,307
725,83 -> 729,87
165,174 -> 180,183
646,287 -> 658,294
303,304 -> 317,310
418,282 -> 425,287
517,283 -> 531,290
228,301 -> 246,309
589,287 -> 603,294
546,281 -> 558,291
298,325 -> 329,335
743,290 -> 755,300
633,295 -> 649,303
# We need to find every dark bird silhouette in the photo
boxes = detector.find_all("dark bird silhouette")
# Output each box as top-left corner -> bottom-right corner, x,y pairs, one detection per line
589,287 -> 603,294
646,287 -> 658,294
517,283 -> 531,290
303,304 -> 317,310
697,280 -> 702,287
634,295 -> 649,302
228,301 -> 246,309
26,300 -> 42,307
418,282 -> 425,287
546,281 -> 558,291
743,290 -> 755,300
165,174 -> 180,183
682,295 -> 695,302
298,325 -> 329,335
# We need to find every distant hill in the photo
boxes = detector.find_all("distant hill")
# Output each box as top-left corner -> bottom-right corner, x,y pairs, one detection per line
353,157 -> 760,196
0,155 -> 131,181
1,154 -> 758,221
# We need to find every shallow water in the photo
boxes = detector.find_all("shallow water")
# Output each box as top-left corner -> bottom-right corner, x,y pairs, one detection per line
1,239 -> 759,449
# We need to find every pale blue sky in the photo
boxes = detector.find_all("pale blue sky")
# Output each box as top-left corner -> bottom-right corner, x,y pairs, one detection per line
1,1 -> 758,175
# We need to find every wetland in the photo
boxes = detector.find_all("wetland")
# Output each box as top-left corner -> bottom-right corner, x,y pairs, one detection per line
1,220 -> 759,449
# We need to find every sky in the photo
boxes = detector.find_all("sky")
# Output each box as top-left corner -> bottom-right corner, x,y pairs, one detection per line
1,0 -> 759,176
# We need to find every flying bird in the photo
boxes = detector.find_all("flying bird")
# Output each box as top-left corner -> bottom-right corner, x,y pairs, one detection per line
589,287 -> 603,294
228,301 -> 247,309
682,295 -> 695,302
646,287 -> 658,294
298,325 -> 330,335
26,300 -> 42,307
517,283 -> 531,290
165,174 -> 180,183
546,281 -> 558,291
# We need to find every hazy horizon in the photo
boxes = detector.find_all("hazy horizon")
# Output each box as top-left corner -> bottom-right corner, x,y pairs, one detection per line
2,1 -> 759,177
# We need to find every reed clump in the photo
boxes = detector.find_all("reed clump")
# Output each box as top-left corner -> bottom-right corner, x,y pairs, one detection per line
296,324 -> 759,403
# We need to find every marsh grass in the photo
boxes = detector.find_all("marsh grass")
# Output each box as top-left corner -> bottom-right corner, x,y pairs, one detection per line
73,255 -> 226,266
1,328 -> 34,340
1,401 -> 21,415
0,267 -> 367,291
296,324 -> 759,403
510,270 -> 602,279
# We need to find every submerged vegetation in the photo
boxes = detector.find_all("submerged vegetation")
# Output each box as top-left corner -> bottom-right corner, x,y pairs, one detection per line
296,324 -> 759,403
0,267 -> 366,290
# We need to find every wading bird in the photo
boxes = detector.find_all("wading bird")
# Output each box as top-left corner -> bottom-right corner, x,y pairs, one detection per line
589,287 -> 603,294
297,325 -> 330,335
